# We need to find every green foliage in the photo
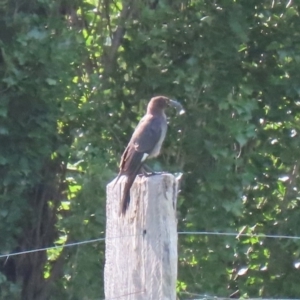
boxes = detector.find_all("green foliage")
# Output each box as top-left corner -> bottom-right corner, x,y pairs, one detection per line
1,0 -> 300,299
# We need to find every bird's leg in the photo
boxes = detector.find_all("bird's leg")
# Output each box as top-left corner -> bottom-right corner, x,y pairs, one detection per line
137,165 -> 153,177
142,164 -> 154,173
138,165 -> 150,177
137,167 -> 143,175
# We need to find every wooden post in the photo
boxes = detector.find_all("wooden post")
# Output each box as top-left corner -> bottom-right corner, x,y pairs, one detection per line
104,173 -> 178,300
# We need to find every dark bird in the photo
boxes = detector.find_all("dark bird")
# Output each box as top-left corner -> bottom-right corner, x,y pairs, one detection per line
114,96 -> 184,215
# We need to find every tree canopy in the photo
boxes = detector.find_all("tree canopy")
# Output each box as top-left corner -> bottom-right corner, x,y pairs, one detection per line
1,0 -> 300,299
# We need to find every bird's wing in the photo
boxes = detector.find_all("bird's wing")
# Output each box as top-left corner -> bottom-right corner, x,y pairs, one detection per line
119,115 -> 162,173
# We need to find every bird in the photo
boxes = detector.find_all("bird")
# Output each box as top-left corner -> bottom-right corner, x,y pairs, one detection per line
114,96 -> 184,215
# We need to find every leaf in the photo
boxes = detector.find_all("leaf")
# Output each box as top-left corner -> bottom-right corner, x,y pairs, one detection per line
0,209 -> 8,217
2,76 -> 17,86
0,126 -> 8,135
0,107 -> 7,117
237,267 -> 248,276
201,16 -> 213,25
235,133 -> 247,146
46,78 -> 57,85
27,28 -> 47,40
0,156 -> 7,165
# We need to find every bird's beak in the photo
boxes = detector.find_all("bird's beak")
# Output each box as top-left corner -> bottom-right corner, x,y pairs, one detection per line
169,99 -> 185,115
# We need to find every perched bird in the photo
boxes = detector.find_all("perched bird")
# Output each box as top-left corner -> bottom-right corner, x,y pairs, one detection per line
114,96 -> 184,215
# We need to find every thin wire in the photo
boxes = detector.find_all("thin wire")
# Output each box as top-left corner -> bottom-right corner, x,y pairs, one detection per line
0,234 -> 139,259
103,290 -> 145,300
179,291 -> 300,300
178,231 -> 300,240
182,298 -> 300,300
2,231 -> 300,259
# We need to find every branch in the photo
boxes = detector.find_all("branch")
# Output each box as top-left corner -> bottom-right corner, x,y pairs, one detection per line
103,0 -> 133,73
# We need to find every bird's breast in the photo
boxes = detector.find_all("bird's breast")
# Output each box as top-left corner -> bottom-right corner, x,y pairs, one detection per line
148,121 -> 167,158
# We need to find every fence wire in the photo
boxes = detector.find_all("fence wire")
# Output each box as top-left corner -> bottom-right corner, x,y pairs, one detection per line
1,231 -> 300,259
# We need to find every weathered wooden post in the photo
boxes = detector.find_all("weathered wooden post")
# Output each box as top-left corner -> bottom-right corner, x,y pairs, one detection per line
104,173 -> 178,300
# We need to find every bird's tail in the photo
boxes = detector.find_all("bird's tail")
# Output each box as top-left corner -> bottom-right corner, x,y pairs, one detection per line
120,174 -> 136,215
113,171 -> 124,188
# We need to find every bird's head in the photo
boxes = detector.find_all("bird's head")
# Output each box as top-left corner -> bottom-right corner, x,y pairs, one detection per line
147,96 -> 184,115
